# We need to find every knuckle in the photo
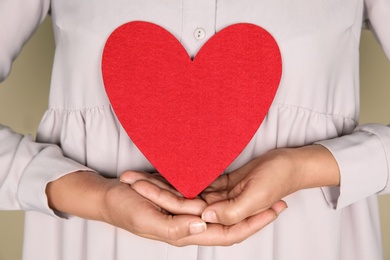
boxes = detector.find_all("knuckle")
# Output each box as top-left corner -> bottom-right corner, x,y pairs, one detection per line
220,227 -> 240,246
222,205 -> 242,225
169,239 -> 186,247
222,239 -> 235,247
224,174 -> 232,189
165,224 -> 182,241
223,234 -> 245,246
222,236 -> 236,246
176,197 -> 186,209
207,192 -> 225,202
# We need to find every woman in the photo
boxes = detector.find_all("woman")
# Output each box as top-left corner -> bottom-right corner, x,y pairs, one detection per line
1,0 -> 389,259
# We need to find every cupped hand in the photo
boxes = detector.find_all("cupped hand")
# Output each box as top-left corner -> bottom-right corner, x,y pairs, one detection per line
46,171 -> 207,245
200,151 -> 291,226
102,177 -> 209,243
200,145 -> 339,226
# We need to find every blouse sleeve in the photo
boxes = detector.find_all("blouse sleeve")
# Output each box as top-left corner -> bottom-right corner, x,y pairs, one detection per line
0,126 -> 91,216
0,0 -> 48,80
316,0 -> 390,209
0,1 -> 92,217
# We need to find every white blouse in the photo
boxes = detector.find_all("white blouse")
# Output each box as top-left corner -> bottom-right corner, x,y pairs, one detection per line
1,0 -> 390,259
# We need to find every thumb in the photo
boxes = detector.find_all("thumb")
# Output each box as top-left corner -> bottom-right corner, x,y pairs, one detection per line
201,190 -> 287,226
202,180 -> 261,225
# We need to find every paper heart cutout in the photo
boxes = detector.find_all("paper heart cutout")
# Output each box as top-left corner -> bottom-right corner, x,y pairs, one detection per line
102,21 -> 282,198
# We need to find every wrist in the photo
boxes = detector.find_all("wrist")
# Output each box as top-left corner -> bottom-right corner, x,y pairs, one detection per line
296,145 -> 340,189
46,171 -> 116,221
275,145 -> 340,191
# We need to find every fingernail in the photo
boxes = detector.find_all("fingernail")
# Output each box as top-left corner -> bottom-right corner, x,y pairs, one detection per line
119,175 -> 135,185
189,221 -> 207,234
119,178 -> 132,185
202,210 -> 217,223
275,205 -> 288,215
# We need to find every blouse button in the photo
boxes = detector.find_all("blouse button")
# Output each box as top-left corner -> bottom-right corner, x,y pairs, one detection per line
194,28 -> 206,40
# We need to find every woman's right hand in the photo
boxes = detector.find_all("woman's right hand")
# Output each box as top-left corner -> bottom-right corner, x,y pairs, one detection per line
46,171 -> 208,244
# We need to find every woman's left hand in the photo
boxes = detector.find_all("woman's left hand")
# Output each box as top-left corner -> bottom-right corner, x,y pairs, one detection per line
200,145 -> 340,226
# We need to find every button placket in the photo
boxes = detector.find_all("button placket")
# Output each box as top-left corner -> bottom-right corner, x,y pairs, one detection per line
181,0 -> 217,57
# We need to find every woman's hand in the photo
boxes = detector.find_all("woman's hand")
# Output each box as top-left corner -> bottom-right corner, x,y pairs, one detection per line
46,171 -> 208,244
200,145 -> 340,226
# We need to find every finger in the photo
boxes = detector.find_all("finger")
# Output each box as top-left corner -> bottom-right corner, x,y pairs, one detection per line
132,180 -> 208,216
200,190 -> 229,204
202,158 -> 260,194
120,171 -> 183,197
271,200 -> 288,215
120,171 -> 168,185
132,205 -> 207,242
241,199 -> 288,218
201,173 -> 246,204
202,173 -> 252,204
201,180 -> 281,225
202,174 -> 230,192
200,174 -> 241,204
174,207 -> 279,246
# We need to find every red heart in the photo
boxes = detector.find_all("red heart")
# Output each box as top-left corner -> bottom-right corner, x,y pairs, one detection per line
102,21 -> 282,198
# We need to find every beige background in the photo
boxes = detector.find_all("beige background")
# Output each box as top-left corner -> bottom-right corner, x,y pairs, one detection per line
0,17 -> 389,260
